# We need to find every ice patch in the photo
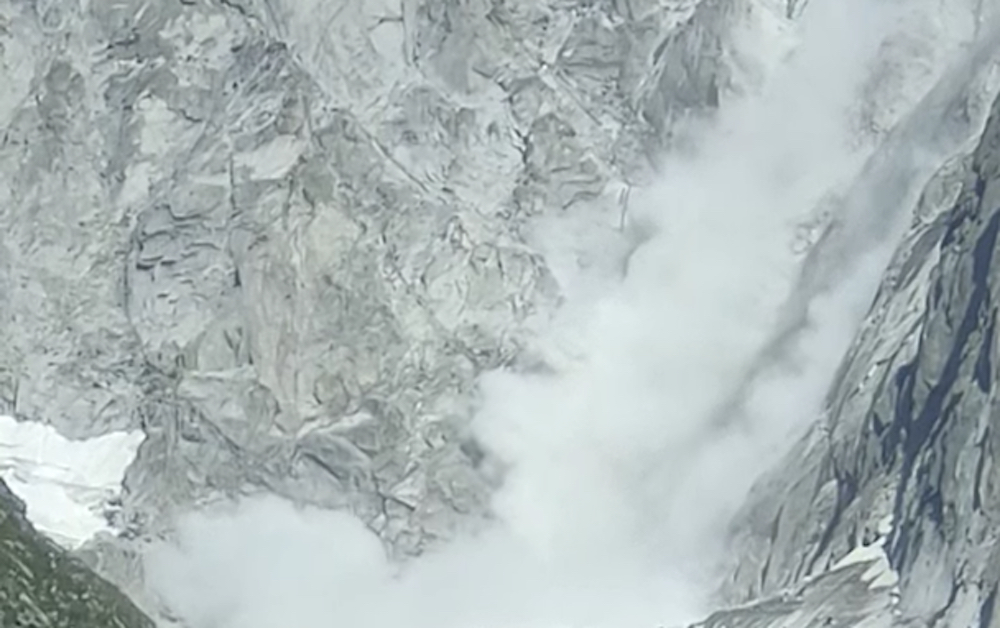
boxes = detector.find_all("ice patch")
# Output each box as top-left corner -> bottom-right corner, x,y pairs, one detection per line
0,415 -> 145,549
831,532 -> 899,591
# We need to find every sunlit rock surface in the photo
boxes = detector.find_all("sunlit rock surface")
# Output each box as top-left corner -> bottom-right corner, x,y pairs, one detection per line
0,0 -> 800,562
0,0 -> 796,610
697,553 -> 898,628
4,0 -> 1000,625
725,48 -> 1000,628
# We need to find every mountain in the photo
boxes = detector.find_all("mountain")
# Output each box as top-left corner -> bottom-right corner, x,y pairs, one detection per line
3,0 -> 1000,626
722,52 -> 1000,628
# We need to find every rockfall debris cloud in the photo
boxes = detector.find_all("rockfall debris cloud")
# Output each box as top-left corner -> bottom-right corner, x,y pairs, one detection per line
144,1 -> 923,626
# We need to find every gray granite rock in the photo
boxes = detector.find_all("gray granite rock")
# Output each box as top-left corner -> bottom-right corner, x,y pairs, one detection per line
722,32 -> 1000,628
4,0 -> 1000,624
698,558 -> 897,628
0,0 -> 784,574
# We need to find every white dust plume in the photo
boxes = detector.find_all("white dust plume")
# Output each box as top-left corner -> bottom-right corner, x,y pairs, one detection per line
144,2 -> 925,626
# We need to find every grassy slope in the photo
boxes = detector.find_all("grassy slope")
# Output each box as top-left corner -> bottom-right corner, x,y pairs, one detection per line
0,480 -> 154,628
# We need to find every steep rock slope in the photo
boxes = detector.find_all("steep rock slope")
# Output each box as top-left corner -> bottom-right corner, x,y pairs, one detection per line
0,0 -> 795,564
0,478 -> 154,627
2,0 -> 998,622
725,50 -> 1000,628
698,553 -> 897,628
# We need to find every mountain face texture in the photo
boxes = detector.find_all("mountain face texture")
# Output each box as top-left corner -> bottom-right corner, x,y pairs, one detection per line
0,0 -> 800,568
0,478 -> 154,627
0,0 -> 782,613
695,555 -> 897,628
723,62 -> 1000,628
5,0 -> 1000,626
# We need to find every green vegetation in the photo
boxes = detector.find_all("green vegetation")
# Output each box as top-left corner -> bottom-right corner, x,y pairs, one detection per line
0,481 -> 154,628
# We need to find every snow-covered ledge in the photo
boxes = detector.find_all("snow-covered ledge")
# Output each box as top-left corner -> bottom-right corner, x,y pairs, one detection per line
0,415 -> 145,549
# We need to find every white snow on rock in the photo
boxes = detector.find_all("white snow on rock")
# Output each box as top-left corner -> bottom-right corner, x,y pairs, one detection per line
831,518 -> 900,591
0,415 -> 145,549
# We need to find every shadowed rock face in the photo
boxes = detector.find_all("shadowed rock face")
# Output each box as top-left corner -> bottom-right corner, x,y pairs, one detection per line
723,63 -> 1000,628
0,479 -> 154,627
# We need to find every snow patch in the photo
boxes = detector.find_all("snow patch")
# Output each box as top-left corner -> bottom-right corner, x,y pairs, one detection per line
831,529 -> 899,591
0,415 -> 145,549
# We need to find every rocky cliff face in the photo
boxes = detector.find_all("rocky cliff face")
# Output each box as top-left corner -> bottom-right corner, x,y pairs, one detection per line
0,0 -> 797,564
724,37 -> 1000,628
0,0 -> 799,613
4,0 -> 1000,626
